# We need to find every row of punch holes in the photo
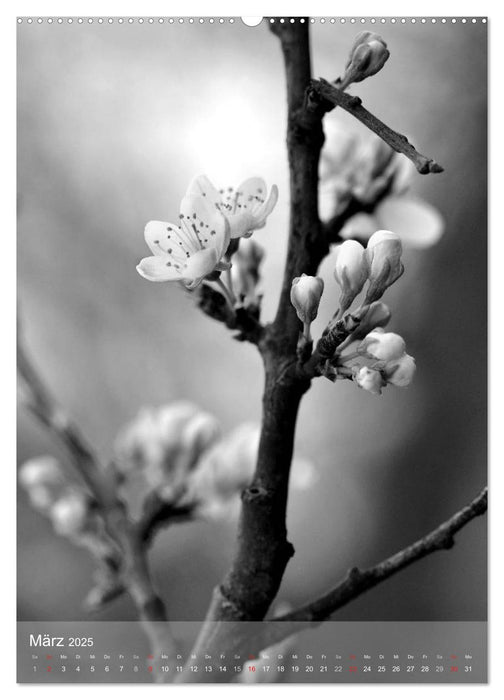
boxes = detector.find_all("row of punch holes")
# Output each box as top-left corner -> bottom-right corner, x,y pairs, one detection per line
17,17 -> 488,25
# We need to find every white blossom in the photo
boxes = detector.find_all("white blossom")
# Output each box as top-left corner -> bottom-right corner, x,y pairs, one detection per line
341,196 -> 444,249
185,423 -> 258,519
137,194 -> 230,289
359,328 -> 406,362
186,423 -> 315,520
354,366 -> 385,395
384,353 -> 416,387
114,402 -> 220,489
186,174 -> 278,240
319,124 -> 444,249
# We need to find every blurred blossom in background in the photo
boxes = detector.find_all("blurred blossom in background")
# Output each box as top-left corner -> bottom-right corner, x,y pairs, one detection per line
17,20 -> 486,622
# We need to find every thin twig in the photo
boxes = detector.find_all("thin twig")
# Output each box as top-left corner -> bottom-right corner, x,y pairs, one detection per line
17,330 -> 178,679
195,283 -> 265,344
137,491 -> 195,544
186,487 -> 487,679
255,487 -> 487,648
310,78 -> 444,175
17,336 -> 117,509
176,488 -> 487,683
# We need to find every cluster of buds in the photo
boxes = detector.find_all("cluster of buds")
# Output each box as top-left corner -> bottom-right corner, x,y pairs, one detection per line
114,403 -> 312,523
351,328 -> 416,395
319,126 -> 444,249
335,230 -> 404,310
290,229 -> 416,396
184,423 -> 260,519
183,423 -> 315,520
320,131 -> 416,222
114,401 -> 221,507
291,230 -> 402,327
18,456 -> 94,538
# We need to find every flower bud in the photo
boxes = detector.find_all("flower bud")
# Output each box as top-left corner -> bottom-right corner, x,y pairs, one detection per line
231,238 -> 265,303
114,402 -> 199,474
364,230 -> 404,303
186,423 -> 260,519
19,456 -> 67,513
340,32 -> 390,90
384,353 -> 416,387
18,456 -> 64,489
347,302 -> 391,343
50,492 -> 90,536
290,274 -> 324,325
186,423 -> 314,520
354,366 -> 385,395
177,411 -> 221,472
27,486 -> 58,511
359,328 -> 406,362
333,240 -> 368,311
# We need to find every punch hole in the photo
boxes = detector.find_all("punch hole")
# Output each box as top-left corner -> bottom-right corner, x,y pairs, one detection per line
241,17 -> 263,27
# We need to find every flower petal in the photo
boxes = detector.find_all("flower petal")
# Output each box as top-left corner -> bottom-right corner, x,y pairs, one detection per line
183,247 -> 220,288
236,177 -> 268,215
185,174 -> 222,210
144,220 -> 197,260
226,211 -> 257,239
375,196 -> 445,249
179,195 -> 230,258
136,256 -> 183,282
253,184 -> 279,226
340,212 -> 379,241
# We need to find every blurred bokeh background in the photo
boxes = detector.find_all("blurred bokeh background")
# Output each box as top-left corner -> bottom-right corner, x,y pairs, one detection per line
17,18 -> 487,623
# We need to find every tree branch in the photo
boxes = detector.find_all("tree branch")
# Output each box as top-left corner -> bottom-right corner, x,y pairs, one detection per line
17,330 -> 178,678
179,22 -> 450,682
178,487 -> 487,683
253,487 -> 487,650
177,19 -> 326,679
217,19 -> 325,616
310,78 -> 444,174
17,334 -> 117,510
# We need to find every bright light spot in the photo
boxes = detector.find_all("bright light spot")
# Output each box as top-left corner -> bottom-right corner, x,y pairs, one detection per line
183,93 -> 273,185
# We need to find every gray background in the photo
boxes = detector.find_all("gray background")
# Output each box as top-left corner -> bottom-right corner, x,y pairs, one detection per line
17,18 -> 487,622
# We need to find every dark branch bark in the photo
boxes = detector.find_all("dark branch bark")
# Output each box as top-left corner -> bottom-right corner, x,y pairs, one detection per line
253,487 -> 488,653
178,20 -> 326,677
179,21 -> 451,682
212,18 -> 325,620
311,78 -> 444,174
194,283 -> 265,344
179,486 -> 487,683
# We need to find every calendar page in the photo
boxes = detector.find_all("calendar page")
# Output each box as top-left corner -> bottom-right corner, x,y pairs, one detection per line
17,15 -> 488,684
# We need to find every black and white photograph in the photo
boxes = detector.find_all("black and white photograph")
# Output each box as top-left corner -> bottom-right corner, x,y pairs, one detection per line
16,14 -> 488,684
